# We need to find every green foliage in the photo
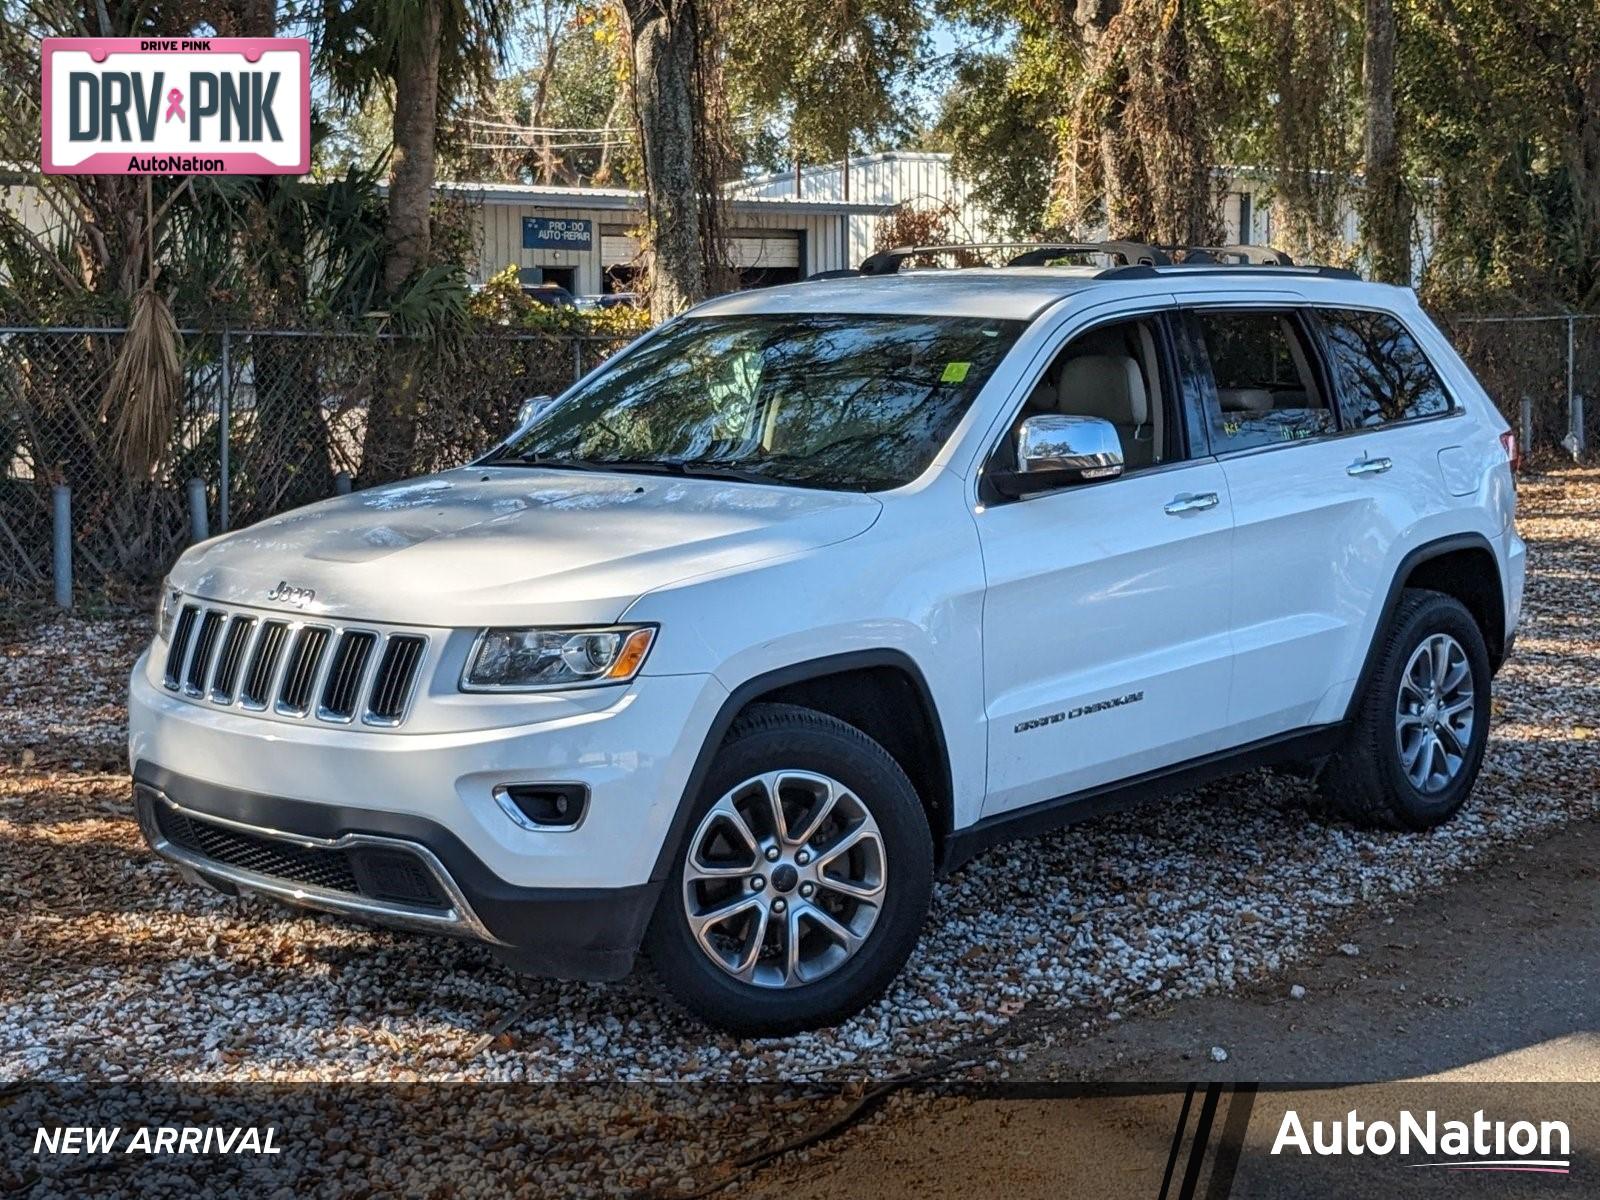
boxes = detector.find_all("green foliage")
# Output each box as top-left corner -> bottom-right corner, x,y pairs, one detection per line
1404,0 -> 1600,309
931,51 -> 1055,237
468,264 -> 651,336
314,0 -> 510,118
443,2 -> 629,186
726,0 -> 932,162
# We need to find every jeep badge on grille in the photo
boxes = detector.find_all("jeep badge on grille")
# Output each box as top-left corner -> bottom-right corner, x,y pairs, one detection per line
266,580 -> 315,608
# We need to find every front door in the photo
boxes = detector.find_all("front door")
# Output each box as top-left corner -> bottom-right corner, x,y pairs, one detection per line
976,310 -> 1237,816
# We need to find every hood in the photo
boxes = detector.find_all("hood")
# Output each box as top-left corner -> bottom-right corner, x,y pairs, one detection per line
173,467 -> 882,627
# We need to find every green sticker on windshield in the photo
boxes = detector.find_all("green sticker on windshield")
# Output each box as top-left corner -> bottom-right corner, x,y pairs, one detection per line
941,361 -> 971,384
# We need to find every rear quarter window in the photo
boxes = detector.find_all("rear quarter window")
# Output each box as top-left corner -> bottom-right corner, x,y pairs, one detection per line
1317,308 -> 1455,428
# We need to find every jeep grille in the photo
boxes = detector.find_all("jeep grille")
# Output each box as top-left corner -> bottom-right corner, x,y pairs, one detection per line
161,601 -> 427,728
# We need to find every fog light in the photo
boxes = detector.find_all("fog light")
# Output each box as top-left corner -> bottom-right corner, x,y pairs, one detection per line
493,783 -> 588,831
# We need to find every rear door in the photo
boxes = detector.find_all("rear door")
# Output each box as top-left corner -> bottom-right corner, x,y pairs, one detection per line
1179,303 -> 1409,741
976,304 -> 1237,815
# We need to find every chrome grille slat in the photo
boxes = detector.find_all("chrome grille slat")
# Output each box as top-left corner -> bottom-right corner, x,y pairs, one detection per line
183,610 -> 225,696
164,605 -> 199,690
366,635 -> 427,725
209,616 -> 257,703
319,631 -> 377,722
239,620 -> 290,709
276,626 -> 332,716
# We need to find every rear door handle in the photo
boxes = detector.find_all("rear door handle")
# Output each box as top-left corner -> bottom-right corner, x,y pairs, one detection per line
1164,492 -> 1220,515
1347,456 -> 1393,477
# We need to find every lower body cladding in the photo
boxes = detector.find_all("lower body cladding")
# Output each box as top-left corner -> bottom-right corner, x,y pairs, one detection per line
132,772 -> 657,979
127,662 -> 729,980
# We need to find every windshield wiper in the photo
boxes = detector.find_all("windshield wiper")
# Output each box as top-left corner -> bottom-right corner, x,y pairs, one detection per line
602,459 -> 778,485
483,454 -> 619,471
489,455 -> 777,485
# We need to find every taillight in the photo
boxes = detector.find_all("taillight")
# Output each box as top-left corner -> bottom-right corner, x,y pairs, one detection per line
1500,430 -> 1521,474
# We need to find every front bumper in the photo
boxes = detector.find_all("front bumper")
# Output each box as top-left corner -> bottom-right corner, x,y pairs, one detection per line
128,647 -> 730,979
128,656 -> 727,890
134,767 -> 660,980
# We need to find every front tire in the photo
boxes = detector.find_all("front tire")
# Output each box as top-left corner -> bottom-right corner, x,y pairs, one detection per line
1318,588 -> 1492,831
644,703 -> 933,1034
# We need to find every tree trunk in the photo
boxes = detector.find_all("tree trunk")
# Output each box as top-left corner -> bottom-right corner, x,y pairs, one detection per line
1360,0 -> 1410,283
1147,0 -> 1218,246
363,0 -> 443,485
1074,1 -> 1141,237
382,2 -> 444,296
1569,57 -> 1600,305
1070,0 -> 1218,246
625,0 -> 708,322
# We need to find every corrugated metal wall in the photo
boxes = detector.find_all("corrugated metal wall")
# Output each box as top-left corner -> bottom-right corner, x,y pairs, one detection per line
735,153 -> 1002,268
473,202 -> 853,291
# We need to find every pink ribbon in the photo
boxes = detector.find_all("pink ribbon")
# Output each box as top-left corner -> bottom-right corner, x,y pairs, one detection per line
164,88 -> 184,123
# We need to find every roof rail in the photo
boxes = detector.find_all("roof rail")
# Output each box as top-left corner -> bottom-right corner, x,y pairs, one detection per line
1006,242 -> 1170,267
1097,262 -> 1361,282
1175,244 -> 1297,265
855,240 -> 1168,276
834,240 -> 1360,281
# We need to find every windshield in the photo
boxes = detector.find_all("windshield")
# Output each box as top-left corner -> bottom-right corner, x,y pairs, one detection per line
484,313 -> 1025,491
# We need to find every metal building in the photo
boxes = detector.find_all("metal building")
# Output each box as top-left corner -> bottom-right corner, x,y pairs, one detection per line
448,181 -> 891,296
731,150 -> 1003,271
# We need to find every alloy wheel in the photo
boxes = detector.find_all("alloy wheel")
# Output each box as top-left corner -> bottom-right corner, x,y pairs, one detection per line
1394,632 -> 1476,794
681,770 -> 887,988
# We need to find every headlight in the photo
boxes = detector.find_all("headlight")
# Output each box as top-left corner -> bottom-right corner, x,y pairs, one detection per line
462,625 -> 656,691
155,581 -> 181,642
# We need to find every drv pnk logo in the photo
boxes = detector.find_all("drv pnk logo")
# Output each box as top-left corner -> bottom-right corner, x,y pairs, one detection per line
41,38 -> 309,175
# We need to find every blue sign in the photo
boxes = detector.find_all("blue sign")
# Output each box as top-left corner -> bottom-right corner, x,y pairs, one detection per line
522,217 -> 593,251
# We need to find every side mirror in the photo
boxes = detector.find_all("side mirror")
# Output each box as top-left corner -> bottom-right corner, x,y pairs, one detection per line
990,414 -> 1123,498
515,394 -> 556,430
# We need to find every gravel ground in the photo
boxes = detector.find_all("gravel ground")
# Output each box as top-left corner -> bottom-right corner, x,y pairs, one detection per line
2,468 -> 1596,1104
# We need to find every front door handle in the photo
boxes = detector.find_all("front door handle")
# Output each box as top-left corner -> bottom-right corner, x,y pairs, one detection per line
1164,492 -> 1220,515
1348,455 -> 1393,477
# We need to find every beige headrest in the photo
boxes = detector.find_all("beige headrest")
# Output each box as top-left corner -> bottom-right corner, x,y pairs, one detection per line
1056,355 -> 1148,425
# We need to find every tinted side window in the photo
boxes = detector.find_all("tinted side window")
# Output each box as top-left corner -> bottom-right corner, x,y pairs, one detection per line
1317,308 -> 1454,427
1193,310 -> 1334,453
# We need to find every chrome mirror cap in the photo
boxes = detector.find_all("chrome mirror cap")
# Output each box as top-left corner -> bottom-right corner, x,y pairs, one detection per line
1015,414 -> 1124,480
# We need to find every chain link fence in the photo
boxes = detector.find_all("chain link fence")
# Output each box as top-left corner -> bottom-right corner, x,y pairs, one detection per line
1,314 -> 1595,605
1436,314 -> 1600,456
1,327 -> 629,602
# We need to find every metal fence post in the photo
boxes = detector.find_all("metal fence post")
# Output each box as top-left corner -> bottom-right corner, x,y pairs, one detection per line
1575,394 -> 1588,458
1567,317 -> 1576,450
572,338 -> 583,385
1520,397 -> 1533,456
334,471 -> 352,495
51,484 -> 71,610
219,328 -> 232,532
187,478 -> 209,543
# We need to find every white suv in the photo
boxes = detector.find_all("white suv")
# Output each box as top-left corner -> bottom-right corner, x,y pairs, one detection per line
129,245 -> 1525,1033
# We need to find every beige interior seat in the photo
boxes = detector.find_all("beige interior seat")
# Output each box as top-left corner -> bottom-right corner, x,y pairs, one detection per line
1054,354 -> 1153,468
1218,386 -> 1274,412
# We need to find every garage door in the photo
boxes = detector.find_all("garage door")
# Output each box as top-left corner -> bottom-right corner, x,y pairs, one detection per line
730,235 -> 799,269
601,233 -> 641,264
602,232 -> 799,270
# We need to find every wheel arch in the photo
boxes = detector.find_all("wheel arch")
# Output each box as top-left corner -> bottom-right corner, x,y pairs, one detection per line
649,650 -> 956,882
1345,532 -> 1507,724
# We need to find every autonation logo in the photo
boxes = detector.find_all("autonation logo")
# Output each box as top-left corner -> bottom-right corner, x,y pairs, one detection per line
1272,1108 -> 1572,1175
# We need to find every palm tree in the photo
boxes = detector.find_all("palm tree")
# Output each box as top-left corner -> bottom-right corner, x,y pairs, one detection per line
320,0 -> 508,293
317,0 -> 509,481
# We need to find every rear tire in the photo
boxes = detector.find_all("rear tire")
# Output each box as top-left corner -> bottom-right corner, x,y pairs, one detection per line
1317,588 -> 1492,831
644,703 -> 933,1034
